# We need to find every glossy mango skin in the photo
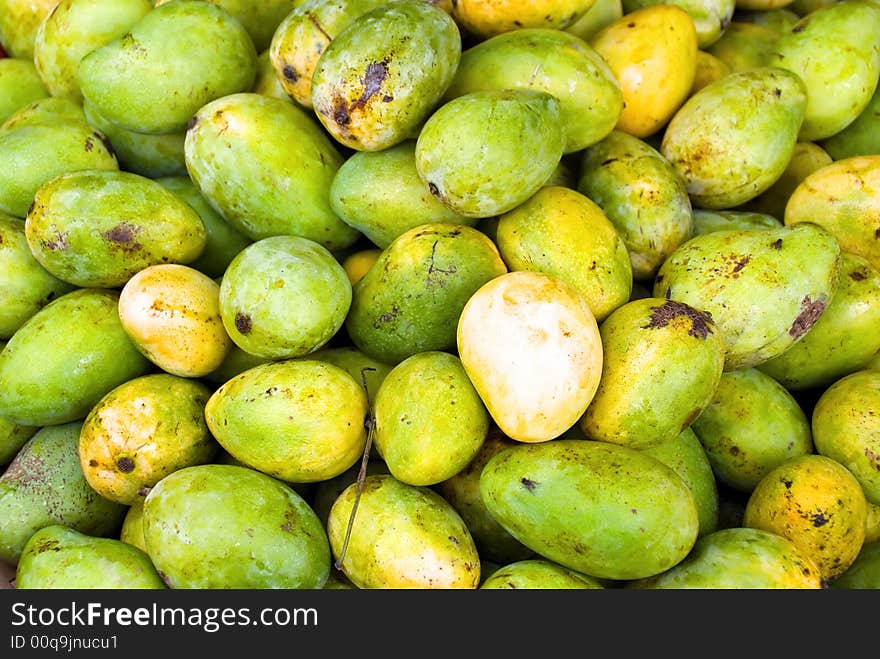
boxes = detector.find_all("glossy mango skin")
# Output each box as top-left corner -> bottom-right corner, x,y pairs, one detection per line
479,439 -> 699,580
451,0 -> 598,38
143,464 -> 331,589
480,559 -> 604,589
77,0 -> 258,135
621,0 -> 734,48
0,58 -> 48,124
653,223 -> 841,371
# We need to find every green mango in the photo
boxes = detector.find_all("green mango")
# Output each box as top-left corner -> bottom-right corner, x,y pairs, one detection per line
565,0 -> 623,41
415,89 -> 565,218
821,83 -> 880,160
653,223 -> 841,371
480,559 -> 605,589
345,223 -> 507,365
142,463 -> 330,588
630,527 -> 822,589
577,130 -> 694,281
660,66 -> 807,210
252,48 -> 294,103
0,58 -> 48,124
690,368 -> 814,492
205,359 -> 368,483
77,0 -> 258,135
33,0 -> 153,103
0,212 -> 76,339
692,209 -> 781,235
329,139 -> 476,249
0,0 -> 59,59
0,288 -> 152,427
768,0 -> 880,142
0,422 -> 127,565
736,7 -> 801,33
704,21 -> 779,72
2,96 -> 87,131
833,541 -> 880,589
327,473 -> 480,588
620,0 -> 735,47
310,345 -> 394,407
0,418 -> 37,468
119,500 -> 147,553
579,297 -> 726,449
0,119 -> 118,218
758,253 -> 880,390
185,92 -> 359,252
25,169 -> 206,288
479,439 -> 699,581
201,342 -> 270,385
311,0 -> 461,151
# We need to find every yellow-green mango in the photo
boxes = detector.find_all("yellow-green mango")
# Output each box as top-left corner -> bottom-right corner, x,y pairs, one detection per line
704,21 -> 779,73
821,83 -> 880,160
832,541 -> 880,589
311,1 -> 461,151
621,0 -> 735,47
205,359 -> 368,483
2,96 -> 86,132
784,155 -> 880,271
480,559 -> 605,589
0,0 -> 60,59
329,139 -> 476,249
577,130 -> 694,281
119,500 -> 147,553
758,253 -> 880,390
0,289 -> 151,427
346,223 -> 507,365
0,422 -> 127,565
768,0 -> 880,142
0,58 -> 48,124
689,368 -> 813,492
252,49 -> 293,103
444,27 -> 622,154
811,369 -> 880,505
661,66 -> 807,210
77,0 -> 258,135
692,209 -> 782,235
0,212 -> 76,340
451,0 -> 598,38
479,439 -> 699,580
34,0 -> 153,103
310,345 -> 393,406
25,169 -> 206,288
579,297 -> 726,449
629,527 -> 822,589
653,223 -> 841,371
415,89 -> 565,218
0,417 -> 37,467
374,351 -> 489,486
143,463 -> 331,588
16,524 -> 165,589
736,7 -> 801,33
565,0 -> 623,41
327,473 -> 480,588
0,120 -> 118,218
185,92 -> 359,252
495,185 -> 632,322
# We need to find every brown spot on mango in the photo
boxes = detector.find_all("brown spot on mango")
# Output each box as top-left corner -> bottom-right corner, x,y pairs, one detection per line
644,300 -> 714,339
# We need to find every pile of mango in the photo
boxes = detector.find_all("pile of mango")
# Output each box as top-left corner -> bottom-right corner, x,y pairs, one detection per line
1,0 -> 879,590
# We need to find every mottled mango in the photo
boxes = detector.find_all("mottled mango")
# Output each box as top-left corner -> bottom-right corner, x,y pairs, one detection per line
480,559 -> 605,589
451,0 -> 598,38
0,58 -> 48,124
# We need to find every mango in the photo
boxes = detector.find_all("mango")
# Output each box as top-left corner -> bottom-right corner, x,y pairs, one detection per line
736,7 -> 801,32
480,559 -> 605,589
0,417 -> 37,468
143,463 -> 331,588
821,83 -> 880,160
0,0 -> 60,60
252,49 -> 293,103
2,96 -> 86,131
341,248 -> 381,285
119,500 -> 147,553
201,343 -> 270,386
704,21 -> 779,73
565,0 -> 623,41
0,58 -> 48,124
692,209 -> 782,235
832,542 -> 880,589
451,0 -> 598,38
310,459 -> 390,529
690,50 -> 731,95
620,0 -> 735,48
310,345 -> 393,406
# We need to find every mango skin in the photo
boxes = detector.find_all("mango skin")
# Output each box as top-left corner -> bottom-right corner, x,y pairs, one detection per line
310,459 -> 390,529
185,92 -> 359,252
691,51 -> 731,95
480,559 -> 605,589
0,289 -> 152,427
143,463 -> 331,589
832,542 -> 880,589
445,27 -> 622,153
811,370 -> 880,505
0,417 -> 38,468
310,345 -> 393,407
2,95 -> 86,131
346,223 -> 507,365
689,368 -> 814,492
653,223 -> 841,371
692,209 -> 781,235
16,524 -> 165,589
327,473 -> 481,588
77,0 -> 258,135
630,527 -> 822,589
480,439 -> 699,581
565,0 -> 623,41
0,58 -> 48,124
704,21 -> 778,73
621,0 -> 735,48
821,83 -> 880,160
451,0 -> 598,38
119,499 -> 147,553
577,130 -> 694,281
661,66 -> 807,210
205,360 -> 368,483
0,0 -> 60,60
0,422 -> 127,565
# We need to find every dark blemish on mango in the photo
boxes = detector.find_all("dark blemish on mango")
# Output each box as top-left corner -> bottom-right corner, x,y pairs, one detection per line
282,65 -> 298,82
116,457 -> 135,473
352,60 -> 389,111
26,201 -> 35,217
333,100 -> 350,127
428,182 -> 441,198
601,157 -> 618,166
789,295 -> 826,339
378,305 -> 400,324
43,232 -> 69,251
103,223 -> 143,250
781,477 -> 793,489
382,94 -> 393,102
521,477 -> 536,492
728,446 -> 740,456
850,269 -> 868,281
644,299 -> 714,339
681,408 -> 702,430
864,446 -> 879,469
874,228 -> 880,239
187,116 -> 198,131
84,136 -> 94,152
235,312 -> 252,334
731,254 -> 750,275
36,539 -> 61,553
627,21 -> 635,27
308,14 -> 331,41
88,459 -> 98,467
772,239 -> 783,249
264,386 -> 278,396
792,20 -> 807,33
810,511 -> 829,527
449,535 -> 459,545
94,131 -> 115,157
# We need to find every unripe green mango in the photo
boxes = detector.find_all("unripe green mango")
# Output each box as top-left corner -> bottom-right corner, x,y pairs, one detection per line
34,0 -> 153,103
0,0 -> 59,60
820,84 -> 880,160
2,96 -> 87,132
25,169 -> 206,288
479,439 -> 699,580
704,21 -> 779,72
692,209 -> 782,235
205,359 -> 368,483
629,527 -> 822,589
0,120 -> 118,218
143,463 -> 331,588
565,0 -> 623,41
480,559 -> 605,589
0,289 -> 152,427
310,345 -> 393,406
415,89 -> 565,218
311,0 -> 461,151
346,223 -> 507,364
444,27 -> 622,154
327,473 -> 481,588
768,0 -> 880,142
0,422 -> 128,565
621,0 -> 735,47
185,92 -> 359,252
577,130 -> 694,281
832,542 -> 880,589
0,58 -> 48,124
119,500 -> 147,553
653,223 -> 841,371
329,140 -> 476,249
0,418 -> 37,468
77,0 -> 258,135
661,66 -> 807,210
